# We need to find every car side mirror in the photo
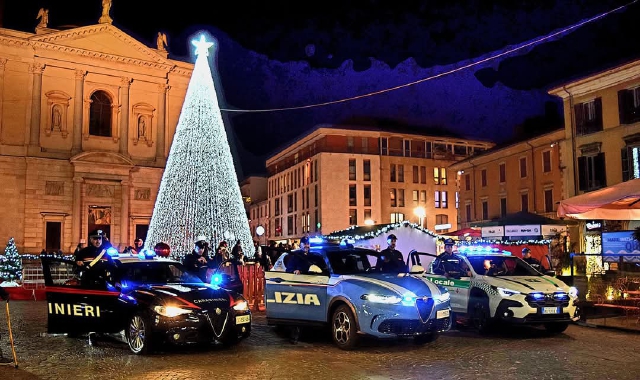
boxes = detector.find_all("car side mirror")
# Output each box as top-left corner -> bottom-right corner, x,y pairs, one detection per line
308,264 -> 323,274
544,270 -> 556,277
409,265 -> 425,274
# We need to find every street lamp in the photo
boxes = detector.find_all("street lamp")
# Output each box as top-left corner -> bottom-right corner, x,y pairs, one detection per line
413,206 -> 426,228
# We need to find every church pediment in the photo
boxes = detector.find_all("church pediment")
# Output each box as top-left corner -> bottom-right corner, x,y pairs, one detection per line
71,151 -> 134,167
30,24 -> 168,64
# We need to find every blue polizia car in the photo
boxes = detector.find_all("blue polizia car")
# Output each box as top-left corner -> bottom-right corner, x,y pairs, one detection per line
265,240 -> 452,350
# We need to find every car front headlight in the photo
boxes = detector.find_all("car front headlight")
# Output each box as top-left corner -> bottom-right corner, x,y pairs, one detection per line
497,287 -> 521,297
233,300 -> 249,311
569,287 -> 578,298
153,305 -> 193,318
433,291 -> 450,303
361,294 -> 402,304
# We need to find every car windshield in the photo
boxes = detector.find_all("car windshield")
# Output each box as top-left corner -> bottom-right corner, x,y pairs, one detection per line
326,249 -> 377,275
118,261 -> 203,285
467,255 -> 541,277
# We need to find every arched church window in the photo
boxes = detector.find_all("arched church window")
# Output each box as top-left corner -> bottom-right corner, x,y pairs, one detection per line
89,90 -> 112,137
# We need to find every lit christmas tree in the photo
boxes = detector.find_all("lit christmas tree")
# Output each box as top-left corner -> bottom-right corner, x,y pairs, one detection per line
145,34 -> 253,258
0,237 -> 23,282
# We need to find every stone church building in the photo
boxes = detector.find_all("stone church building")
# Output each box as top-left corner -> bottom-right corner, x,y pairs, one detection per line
0,9 -> 192,254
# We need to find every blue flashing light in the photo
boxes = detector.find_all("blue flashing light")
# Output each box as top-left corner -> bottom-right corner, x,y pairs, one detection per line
340,238 -> 355,246
529,292 -> 545,300
107,247 -> 119,258
309,237 -> 325,245
211,274 -> 222,285
138,249 -> 156,260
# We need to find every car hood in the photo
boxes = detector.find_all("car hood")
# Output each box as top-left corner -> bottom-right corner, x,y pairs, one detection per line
131,283 -> 235,310
340,273 -> 440,297
483,275 -> 570,293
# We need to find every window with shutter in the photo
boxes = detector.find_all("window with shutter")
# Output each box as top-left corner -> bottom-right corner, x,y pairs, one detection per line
622,148 -> 630,182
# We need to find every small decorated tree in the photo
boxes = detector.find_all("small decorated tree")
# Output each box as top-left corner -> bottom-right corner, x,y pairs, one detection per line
0,237 -> 23,282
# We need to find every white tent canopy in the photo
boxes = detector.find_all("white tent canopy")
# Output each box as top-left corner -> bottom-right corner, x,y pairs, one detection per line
557,178 -> 640,220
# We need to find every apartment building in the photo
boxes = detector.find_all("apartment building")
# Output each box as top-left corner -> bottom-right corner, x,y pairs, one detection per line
548,58 -> 640,252
265,124 -> 493,241
450,129 -> 565,228
240,176 -> 269,244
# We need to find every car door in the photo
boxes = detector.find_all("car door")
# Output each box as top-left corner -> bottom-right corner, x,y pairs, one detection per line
41,258 -> 125,334
264,250 -> 329,322
424,257 -> 471,314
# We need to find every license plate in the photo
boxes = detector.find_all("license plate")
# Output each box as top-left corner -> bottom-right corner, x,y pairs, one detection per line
236,315 -> 251,324
436,309 -> 450,319
542,307 -> 559,315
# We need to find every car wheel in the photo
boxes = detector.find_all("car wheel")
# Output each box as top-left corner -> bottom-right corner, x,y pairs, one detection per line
471,301 -> 492,334
127,314 -> 153,355
332,304 -> 359,350
414,333 -> 438,345
544,322 -> 569,334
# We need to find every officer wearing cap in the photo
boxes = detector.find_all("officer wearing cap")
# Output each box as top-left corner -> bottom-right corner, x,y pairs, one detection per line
432,238 -> 468,277
286,236 -> 312,275
376,234 -> 405,273
183,236 -> 211,281
521,247 -> 541,269
74,229 -> 115,267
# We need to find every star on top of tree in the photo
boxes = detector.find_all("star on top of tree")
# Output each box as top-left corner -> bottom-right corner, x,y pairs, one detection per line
192,34 -> 214,57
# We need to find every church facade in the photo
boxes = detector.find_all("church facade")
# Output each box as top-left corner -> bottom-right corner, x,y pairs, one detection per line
0,13 -> 192,254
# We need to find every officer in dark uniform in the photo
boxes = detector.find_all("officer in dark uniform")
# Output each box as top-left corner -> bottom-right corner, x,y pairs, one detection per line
74,229 -> 115,268
286,237 -> 312,274
376,234 -> 405,273
183,236 -> 211,282
521,247 -> 541,270
432,238 -> 468,277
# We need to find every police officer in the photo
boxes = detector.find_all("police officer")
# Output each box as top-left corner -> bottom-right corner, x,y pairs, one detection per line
432,238 -> 468,277
522,247 -> 541,269
286,237 -> 312,275
376,234 -> 405,273
74,229 -> 115,268
183,236 -> 210,281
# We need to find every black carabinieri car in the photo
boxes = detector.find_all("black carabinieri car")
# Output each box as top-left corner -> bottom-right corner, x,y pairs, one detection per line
41,252 -> 251,354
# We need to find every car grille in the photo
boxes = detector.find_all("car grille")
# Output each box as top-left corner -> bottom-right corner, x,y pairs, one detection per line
378,317 -> 450,335
415,298 -> 434,322
525,292 -> 570,308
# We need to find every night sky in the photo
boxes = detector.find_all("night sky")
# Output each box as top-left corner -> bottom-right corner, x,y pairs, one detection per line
3,0 -> 640,178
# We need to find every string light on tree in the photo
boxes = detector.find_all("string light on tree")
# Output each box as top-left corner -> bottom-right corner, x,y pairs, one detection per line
0,237 -> 23,282
145,33 -> 254,258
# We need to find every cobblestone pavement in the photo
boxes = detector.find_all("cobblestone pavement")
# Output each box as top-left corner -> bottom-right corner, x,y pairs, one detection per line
1,301 -> 640,380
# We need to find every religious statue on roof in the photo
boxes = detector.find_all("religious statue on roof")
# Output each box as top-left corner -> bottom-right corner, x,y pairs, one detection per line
36,8 -> 49,28
157,32 -> 168,51
99,0 -> 113,24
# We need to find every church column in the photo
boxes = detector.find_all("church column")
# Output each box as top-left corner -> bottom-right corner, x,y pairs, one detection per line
119,77 -> 131,156
155,83 -> 168,163
72,70 -> 86,154
29,63 -> 45,147
71,176 -> 83,247
0,59 -> 6,137
120,179 -> 131,248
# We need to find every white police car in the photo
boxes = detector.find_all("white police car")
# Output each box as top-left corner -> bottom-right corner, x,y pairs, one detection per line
409,247 -> 579,334
265,238 -> 452,350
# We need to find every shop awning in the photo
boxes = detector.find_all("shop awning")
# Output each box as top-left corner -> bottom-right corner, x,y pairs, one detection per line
557,178 -> 640,220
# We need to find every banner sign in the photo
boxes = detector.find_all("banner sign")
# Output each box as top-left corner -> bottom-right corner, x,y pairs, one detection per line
602,231 -> 640,257
481,226 -> 504,238
541,225 -> 567,236
504,224 -> 541,236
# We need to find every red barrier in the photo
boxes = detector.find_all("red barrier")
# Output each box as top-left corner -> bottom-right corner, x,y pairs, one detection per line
238,264 -> 265,312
